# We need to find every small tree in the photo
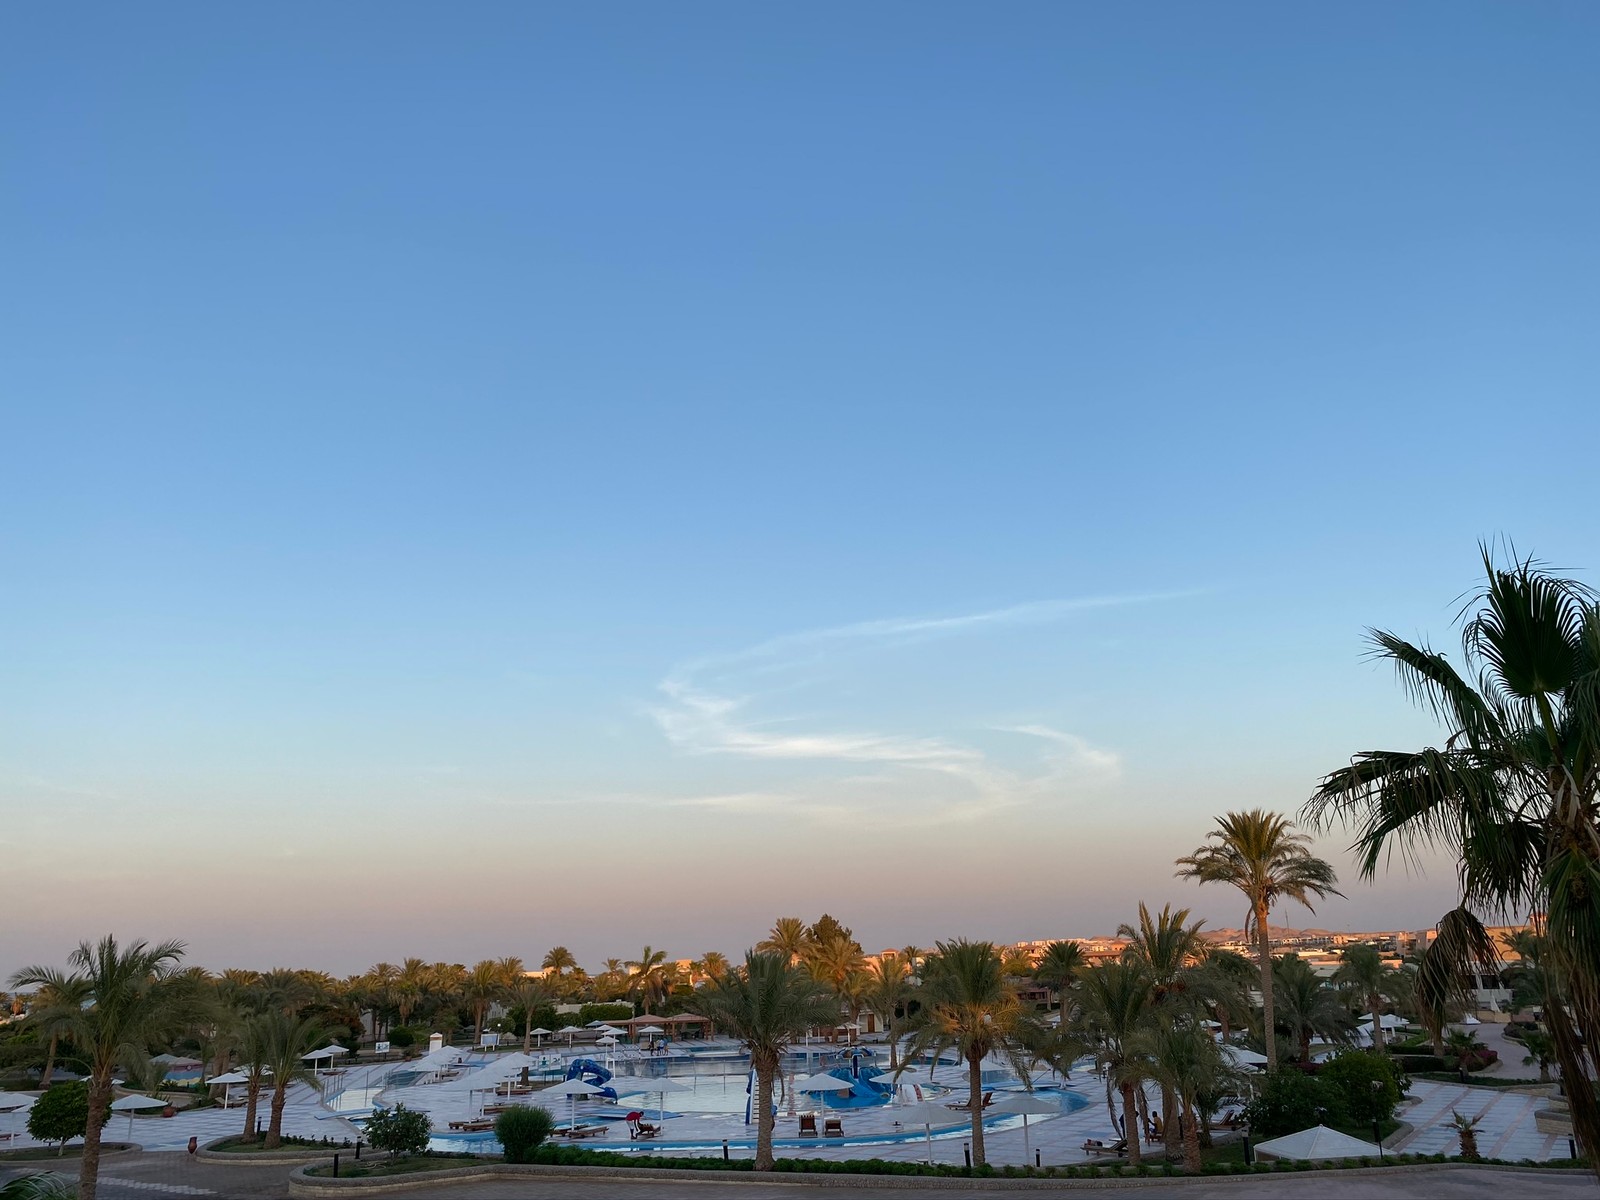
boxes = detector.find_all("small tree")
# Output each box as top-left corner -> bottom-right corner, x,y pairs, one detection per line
365,1104 -> 431,1159
0,1174 -> 79,1199
1450,1109 -> 1482,1161
28,1082 -> 102,1155
494,1105 -> 555,1163
1318,1049 -> 1407,1127
1522,1029 -> 1557,1082
386,1027 -> 417,1049
1242,1069 -> 1343,1138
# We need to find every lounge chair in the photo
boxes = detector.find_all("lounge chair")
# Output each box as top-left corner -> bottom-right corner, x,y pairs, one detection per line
823,1116 -> 844,1137
626,1112 -> 661,1140
448,1119 -> 495,1132
946,1090 -> 993,1111
560,1123 -> 610,1139
1081,1136 -> 1128,1157
798,1113 -> 819,1137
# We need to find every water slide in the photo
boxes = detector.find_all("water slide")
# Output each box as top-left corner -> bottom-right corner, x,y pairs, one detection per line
565,1057 -> 618,1101
818,1065 -> 893,1109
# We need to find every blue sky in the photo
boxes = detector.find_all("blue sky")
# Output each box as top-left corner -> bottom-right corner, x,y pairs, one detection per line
3,3 -> 1597,974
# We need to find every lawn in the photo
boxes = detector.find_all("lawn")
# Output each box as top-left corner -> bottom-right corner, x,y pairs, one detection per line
304,1152 -> 482,1179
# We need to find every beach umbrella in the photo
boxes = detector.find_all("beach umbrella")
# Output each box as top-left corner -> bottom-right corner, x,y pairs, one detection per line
596,1036 -> 619,1046
207,1071 -> 251,1109
895,1099 -> 955,1164
556,1025 -> 584,1047
608,1074 -> 689,1122
529,1027 -> 552,1048
1255,1124 -> 1382,1161
302,1044 -> 349,1068
1220,1045 -> 1268,1069
0,1094 -> 36,1114
991,1092 -> 1057,1163
541,1077 -> 602,1130
637,1024 -> 665,1035
110,1093 -> 166,1139
795,1071 -> 854,1091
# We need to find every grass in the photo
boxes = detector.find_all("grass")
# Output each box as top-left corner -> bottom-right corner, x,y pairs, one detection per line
0,1144 -> 130,1162
206,1135 -> 353,1153
1411,1072 -> 1548,1089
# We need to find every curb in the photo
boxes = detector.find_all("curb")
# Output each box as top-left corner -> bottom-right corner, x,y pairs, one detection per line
287,1159 -> 1596,1196
199,1136 -> 381,1166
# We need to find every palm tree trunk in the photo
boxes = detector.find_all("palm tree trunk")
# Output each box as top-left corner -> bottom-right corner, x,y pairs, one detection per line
967,1054 -> 986,1166
885,1017 -> 897,1070
1162,1085 -> 1179,1156
79,1068 -> 113,1200
1545,994 -> 1600,1172
1182,1098 -> 1201,1172
242,1080 -> 261,1142
1256,899 -> 1277,1072
39,1033 -> 58,1088
265,1085 -> 288,1149
1370,989 -> 1385,1053
1121,1080 -> 1142,1167
752,1057 -> 776,1171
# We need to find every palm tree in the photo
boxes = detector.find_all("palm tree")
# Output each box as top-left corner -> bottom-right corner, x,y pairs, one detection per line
860,958 -> 911,1068
1334,945 -> 1395,1051
541,947 -> 578,979
9,936 -> 199,1200
625,947 -> 669,1012
757,918 -> 811,965
1034,940 -> 1086,1024
1132,1022 -> 1233,1172
897,941 -> 1039,1167
1303,550 -> 1600,1169
701,952 -> 837,1170
462,960 -> 505,1047
13,971 -> 90,1088
1195,948 -> 1257,1042
393,958 -> 429,1029
1175,810 -> 1341,1071
256,1010 -> 329,1148
1272,955 -> 1353,1061
805,934 -> 866,1021
1075,960 -> 1152,1167
504,975 -> 554,1054
696,951 -> 731,984
1118,903 -> 1208,1157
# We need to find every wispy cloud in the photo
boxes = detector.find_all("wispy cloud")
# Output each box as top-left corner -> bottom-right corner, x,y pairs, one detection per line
647,593 -> 1178,825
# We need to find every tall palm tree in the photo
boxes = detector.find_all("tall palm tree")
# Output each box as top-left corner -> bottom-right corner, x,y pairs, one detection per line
1034,940 -> 1086,1024
9,936 -> 199,1200
1075,960 -> 1152,1167
255,1010 -> 328,1148
1333,945 -> 1395,1051
696,951 -> 731,984
505,975 -> 554,1054
701,952 -> 838,1171
805,933 -> 866,1024
541,947 -> 578,979
1303,550 -> 1600,1169
1175,810 -> 1341,1071
897,941 -> 1038,1167
393,958 -> 429,1029
757,918 -> 811,965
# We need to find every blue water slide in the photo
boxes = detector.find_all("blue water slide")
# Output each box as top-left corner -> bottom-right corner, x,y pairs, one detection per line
565,1057 -> 617,1101
818,1065 -> 892,1109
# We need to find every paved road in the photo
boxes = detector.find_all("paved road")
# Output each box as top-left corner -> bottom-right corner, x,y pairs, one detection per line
8,1157 -> 1596,1199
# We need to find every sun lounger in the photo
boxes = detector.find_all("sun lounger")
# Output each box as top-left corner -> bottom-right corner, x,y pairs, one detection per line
448,1119 -> 495,1132
946,1090 -> 993,1111
823,1116 -> 844,1137
559,1123 -> 610,1139
626,1112 -> 661,1140
797,1113 -> 819,1137
1081,1137 -> 1128,1157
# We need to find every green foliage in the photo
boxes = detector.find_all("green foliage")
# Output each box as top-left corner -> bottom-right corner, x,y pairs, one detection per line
576,1003 -> 633,1025
494,1105 -> 555,1163
27,1083 -> 102,1150
1319,1049 -> 1407,1125
0,1174 -> 79,1199
386,1027 -> 417,1049
1243,1069 -> 1344,1138
364,1104 -> 431,1159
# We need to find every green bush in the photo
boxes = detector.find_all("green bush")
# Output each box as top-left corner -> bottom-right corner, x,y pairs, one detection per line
386,1028 -> 417,1049
364,1104 -> 431,1159
1391,1052 -> 1448,1072
495,1106 -> 555,1163
1319,1050 -> 1407,1126
28,1082 -> 105,1152
1243,1069 -> 1344,1138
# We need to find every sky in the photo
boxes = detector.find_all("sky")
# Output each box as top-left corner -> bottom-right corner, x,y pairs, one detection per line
3,3 -> 1598,979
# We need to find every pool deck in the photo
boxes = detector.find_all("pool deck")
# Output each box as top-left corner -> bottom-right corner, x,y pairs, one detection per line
0,1038 -> 1575,1168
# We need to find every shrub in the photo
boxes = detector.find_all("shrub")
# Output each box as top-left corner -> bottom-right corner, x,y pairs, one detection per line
1243,1069 -> 1344,1138
576,1003 -> 633,1025
495,1106 -> 555,1163
386,1028 -> 417,1049
28,1082 -> 105,1153
1319,1050 -> 1407,1126
364,1103 -> 431,1159
1391,1052 -> 1448,1072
